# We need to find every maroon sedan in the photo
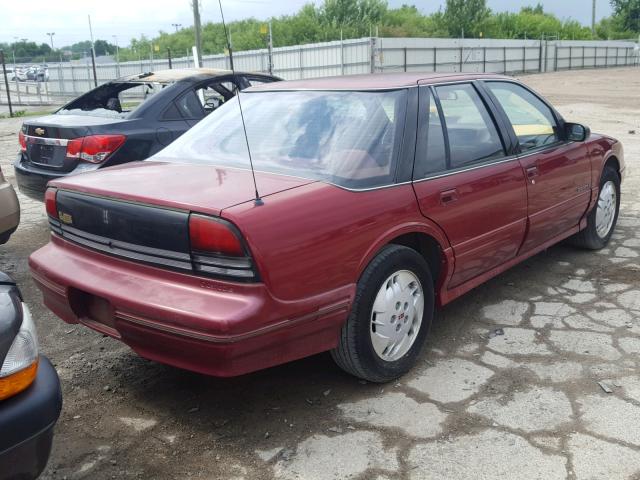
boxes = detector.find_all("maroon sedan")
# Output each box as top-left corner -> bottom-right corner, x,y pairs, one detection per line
30,73 -> 624,382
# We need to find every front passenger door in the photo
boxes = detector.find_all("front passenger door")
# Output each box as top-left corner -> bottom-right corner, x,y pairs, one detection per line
484,81 -> 592,253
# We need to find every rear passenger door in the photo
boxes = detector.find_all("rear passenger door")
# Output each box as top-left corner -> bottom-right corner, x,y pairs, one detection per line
412,83 -> 528,288
483,81 -> 592,253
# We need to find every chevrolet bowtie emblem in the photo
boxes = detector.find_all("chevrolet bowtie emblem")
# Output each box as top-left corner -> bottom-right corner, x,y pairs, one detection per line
34,128 -> 45,136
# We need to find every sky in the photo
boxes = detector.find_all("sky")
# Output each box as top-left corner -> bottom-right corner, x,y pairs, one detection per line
0,0 -> 614,48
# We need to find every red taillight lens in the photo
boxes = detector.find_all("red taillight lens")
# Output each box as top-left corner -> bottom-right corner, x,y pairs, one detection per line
65,135 -> 126,163
44,188 -> 58,218
18,131 -> 26,152
189,215 -> 244,257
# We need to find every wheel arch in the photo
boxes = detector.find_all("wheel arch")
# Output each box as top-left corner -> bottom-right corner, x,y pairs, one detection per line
356,223 -> 453,305
604,155 -> 621,177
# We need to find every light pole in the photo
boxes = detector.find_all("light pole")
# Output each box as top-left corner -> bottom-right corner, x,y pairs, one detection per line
172,23 -> 182,33
46,32 -> 55,50
112,35 -> 120,77
12,37 -> 18,67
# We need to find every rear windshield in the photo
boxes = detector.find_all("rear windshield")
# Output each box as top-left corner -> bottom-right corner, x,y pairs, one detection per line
58,81 -> 171,119
156,89 -> 408,189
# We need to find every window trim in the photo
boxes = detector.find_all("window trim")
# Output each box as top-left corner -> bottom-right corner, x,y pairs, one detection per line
480,79 -> 569,155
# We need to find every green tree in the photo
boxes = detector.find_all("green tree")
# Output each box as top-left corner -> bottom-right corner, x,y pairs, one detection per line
443,0 -> 491,37
610,0 -> 640,32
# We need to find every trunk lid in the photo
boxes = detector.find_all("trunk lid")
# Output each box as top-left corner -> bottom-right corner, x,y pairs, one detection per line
49,160 -> 315,216
22,115 -> 130,172
48,161 -> 314,277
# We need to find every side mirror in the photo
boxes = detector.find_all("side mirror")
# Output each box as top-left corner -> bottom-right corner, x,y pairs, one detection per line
565,122 -> 590,142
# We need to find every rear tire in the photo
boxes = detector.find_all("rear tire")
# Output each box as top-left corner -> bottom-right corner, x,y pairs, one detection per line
572,166 -> 620,250
331,245 -> 434,383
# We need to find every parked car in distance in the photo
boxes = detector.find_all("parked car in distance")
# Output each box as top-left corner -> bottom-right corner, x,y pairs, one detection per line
14,68 -> 280,200
30,73 -> 624,382
0,272 -> 62,480
0,165 -> 20,245
6,68 -> 26,82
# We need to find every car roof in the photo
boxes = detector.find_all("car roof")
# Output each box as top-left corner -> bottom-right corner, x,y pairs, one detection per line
116,68 -> 262,84
249,72 -> 511,91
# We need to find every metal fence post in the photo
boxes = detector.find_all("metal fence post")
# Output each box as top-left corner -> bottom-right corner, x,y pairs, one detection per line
538,37 -> 543,72
369,37 -> 376,73
605,46 -> 609,68
168,48 -> 172,69
300,48 -> 304,78
522,46 -> 526,72
15,80 -> 21,106
582,46 -> 585,68
341,39 -> 345,75
0,50 -> 13,117
459,46 -> 463,72
553,45 -> 558,71
503,46 -> 507,73
616,47 -> 619,66
483,47 -> 486,73
403,47 -> 407,72
569,46 -> 572,70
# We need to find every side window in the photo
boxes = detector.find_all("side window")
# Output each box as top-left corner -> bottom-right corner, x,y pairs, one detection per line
486,82 -> 560,152
246,76 -> 276,87
195,81 -> 238,115
436,83 -> 505,169
176,90 -> 205,120
415,90 -> 447,178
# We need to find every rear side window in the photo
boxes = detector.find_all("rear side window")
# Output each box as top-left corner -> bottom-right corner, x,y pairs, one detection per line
414,90 -> 447,178
486,81 -> 560,152
436,83 -> 504,169
176,90 -> 204,119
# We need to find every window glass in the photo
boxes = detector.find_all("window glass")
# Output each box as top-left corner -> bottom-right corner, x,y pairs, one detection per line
487,82 -> 559,152
156,90 -> 407,189
176,90 -> 204,119
415,91 -> 447,178
436,83 -> 504,169
247,77 -> 275,87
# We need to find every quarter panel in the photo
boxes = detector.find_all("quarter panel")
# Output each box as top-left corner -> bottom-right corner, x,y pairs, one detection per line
222,183 -> 447,302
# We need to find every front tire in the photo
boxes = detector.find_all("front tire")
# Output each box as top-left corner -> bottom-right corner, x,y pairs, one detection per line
331,245 -> 435,383
572,166 -> 620,250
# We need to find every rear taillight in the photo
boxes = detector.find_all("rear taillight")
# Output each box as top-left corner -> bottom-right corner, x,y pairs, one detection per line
45,188 -> 58,218
66,134 -> 126,163
189,215 -> 256,280
18,130 -> 26,152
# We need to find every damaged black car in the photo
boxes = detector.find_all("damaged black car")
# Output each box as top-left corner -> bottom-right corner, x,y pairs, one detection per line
14,68 -> 279,200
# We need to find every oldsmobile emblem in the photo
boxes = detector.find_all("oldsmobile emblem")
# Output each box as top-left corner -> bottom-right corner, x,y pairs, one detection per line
34,127 -> 45,136
58,212 -> 73,225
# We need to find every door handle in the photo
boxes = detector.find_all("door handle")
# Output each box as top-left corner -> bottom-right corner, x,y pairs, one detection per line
525,166 -> 539,184
440,188 -> 459,205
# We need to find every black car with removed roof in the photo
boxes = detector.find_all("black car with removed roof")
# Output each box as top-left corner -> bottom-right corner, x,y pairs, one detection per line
14,68 -> 279,200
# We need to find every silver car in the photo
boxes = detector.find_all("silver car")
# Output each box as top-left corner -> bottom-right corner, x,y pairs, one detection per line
0,166 -> 19,244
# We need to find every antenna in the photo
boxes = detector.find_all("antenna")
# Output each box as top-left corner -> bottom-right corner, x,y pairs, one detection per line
218,0 -> 263,206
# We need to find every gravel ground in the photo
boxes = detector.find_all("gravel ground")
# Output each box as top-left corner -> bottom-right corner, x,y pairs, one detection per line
1,67 -> 639,480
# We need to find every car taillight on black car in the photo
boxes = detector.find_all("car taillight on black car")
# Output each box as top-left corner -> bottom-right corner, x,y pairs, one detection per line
66,135 -> 125,164
45,188 -> 258,281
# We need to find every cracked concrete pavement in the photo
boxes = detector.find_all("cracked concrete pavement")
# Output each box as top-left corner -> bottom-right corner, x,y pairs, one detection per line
0,67 -> 639,479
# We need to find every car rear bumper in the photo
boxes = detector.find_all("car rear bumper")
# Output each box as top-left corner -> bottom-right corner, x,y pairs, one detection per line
0,356 -> 62,480
14,156 -> 69,201
0,181 -> 20,243
29,236 -> 352,377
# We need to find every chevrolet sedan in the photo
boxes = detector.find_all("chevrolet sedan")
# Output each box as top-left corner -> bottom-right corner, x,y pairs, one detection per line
29,73 -> 624,382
